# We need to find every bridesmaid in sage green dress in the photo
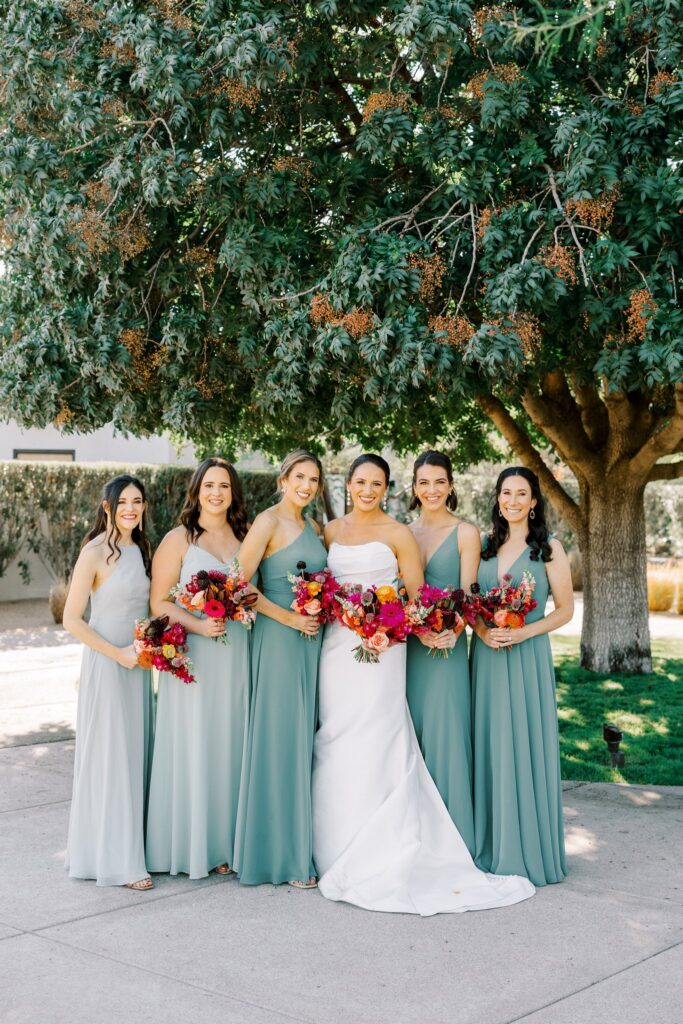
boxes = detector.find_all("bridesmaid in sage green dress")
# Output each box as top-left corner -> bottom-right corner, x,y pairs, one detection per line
406,451 -> 480,854
146,458 -> 250,879
233,450 -> 327,888
63,475 -> 154,890
470,467 -> 574,886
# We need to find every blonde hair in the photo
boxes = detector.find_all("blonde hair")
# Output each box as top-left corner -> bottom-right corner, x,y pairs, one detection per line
278,449 -> 325,499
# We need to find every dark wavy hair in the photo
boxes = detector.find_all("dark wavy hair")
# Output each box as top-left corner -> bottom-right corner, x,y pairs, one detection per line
346,453 -> 391,486
82,475 -> 152,576
179,458 -> 248,542
481,466 -> 553,563
409,450 -> 458,512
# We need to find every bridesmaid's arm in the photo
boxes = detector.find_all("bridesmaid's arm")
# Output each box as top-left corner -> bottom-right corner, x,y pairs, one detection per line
490,540 -> 574,645
241,513 -> 319,634
393,526 -> 425,600
63,546 -> 139,668
150,530 -> 225,638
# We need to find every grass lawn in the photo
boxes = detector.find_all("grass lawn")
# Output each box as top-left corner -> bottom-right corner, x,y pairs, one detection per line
551,636 -> 683,786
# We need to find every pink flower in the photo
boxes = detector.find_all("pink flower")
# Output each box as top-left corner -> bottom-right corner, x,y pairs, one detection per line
378,601 -> 406,629
303,598 -> 322,616
204,599 -> 226,619
366,632 -> 390,653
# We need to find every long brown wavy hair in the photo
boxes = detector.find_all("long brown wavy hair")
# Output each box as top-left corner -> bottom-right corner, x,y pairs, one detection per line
81,475 -> 152,576
179,458 -> 249,542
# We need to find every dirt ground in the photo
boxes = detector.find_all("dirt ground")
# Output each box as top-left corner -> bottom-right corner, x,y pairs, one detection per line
0,599 -> 58,631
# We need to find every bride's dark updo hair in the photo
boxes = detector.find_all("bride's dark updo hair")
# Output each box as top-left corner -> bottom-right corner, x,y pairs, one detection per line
481,466 -> 552,562
346,453 -> 391,487
409,450 -> 458,512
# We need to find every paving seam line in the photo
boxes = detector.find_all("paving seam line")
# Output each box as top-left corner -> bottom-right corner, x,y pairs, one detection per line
0,737 -> 75,750
24,929 -> 323,1024
0,798 -> 72,815
566,880 -> 683,906
502,935 -> 683,1024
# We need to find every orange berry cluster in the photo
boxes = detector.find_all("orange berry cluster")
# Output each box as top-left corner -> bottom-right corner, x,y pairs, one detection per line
428,314 -> 473,349
538,243 -> 578,286
466,64 -> 522,102
121,329 -> 167,387
150,0 -> 193,32
407,252 -> 447,302
362,91 -> 412,123
183,245 -> 217,277
0,220 -> 14,249
487,313 -> 541,359
310,294 -> 374,339
217,79 -> 260,111
648,72 -> 677,99
626,98 -> 644,116
566,188 -> 619,230
54,406 -> 75,427
99,42 -> 137,64
476,206 -> 498,241
272,155 -> 314,184
65,0 -> 102,31
100,96 -> 126,120
626,288 -> 658,341
470,5 -> 511,48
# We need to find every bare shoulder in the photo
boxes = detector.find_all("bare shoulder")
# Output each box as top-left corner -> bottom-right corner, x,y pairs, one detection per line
79,537 -> 106,566
386,519 -> 417,546
158,526 -> 189,553
323,516 -> 345,545
549,537 -> 567,557
457,521 -> 481,546
252,507 -> 280,532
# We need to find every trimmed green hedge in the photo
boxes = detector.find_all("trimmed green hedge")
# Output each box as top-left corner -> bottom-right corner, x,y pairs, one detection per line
0,461 -> 279,583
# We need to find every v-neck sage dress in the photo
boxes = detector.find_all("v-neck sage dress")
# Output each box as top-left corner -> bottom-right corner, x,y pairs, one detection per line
66,545 -> 154,886
145,543 -> 250,879
406,525 -> 475,854
470,545 -> 566,887
233,521 -> 327,885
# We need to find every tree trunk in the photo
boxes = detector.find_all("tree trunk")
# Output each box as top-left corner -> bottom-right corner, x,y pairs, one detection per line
578,479 -> 652,674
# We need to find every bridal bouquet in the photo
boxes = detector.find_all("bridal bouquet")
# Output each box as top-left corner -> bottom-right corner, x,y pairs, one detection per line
170,561 -> 257,644
288,561 -> 340,637
469,570 -> 537,629
334,582 -> 411,664
134,615 -> 195,683
406,583 -> 473,660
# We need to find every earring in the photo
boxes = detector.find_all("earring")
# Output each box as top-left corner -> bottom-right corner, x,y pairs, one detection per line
382,494 -> 388,511
345,491 -> 350,511
529,509 -> 535,520
498,508 -> 504,518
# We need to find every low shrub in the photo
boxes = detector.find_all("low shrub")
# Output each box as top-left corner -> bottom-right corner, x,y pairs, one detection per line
647,566 -> 675,613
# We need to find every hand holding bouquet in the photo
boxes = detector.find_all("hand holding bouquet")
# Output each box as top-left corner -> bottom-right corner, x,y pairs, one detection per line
288,561 -> 340,638
469,570 -> 537,631
170,560 -> 257,644
134,615 -> 195,683
334,582 -> 411,664
407,583 -> 473,659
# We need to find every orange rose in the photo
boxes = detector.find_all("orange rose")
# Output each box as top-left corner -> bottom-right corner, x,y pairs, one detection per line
432,610 -> 443,632
375,585 -> 398,604
366,631 -> 390,652
303,598 -> 322,616
493,609 -> 524,629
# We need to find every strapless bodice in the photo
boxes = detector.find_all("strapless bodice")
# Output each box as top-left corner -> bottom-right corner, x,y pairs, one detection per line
327,541 -> 398,589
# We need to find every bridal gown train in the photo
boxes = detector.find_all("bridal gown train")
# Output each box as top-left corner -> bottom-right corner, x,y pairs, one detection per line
312,541 -> 535,916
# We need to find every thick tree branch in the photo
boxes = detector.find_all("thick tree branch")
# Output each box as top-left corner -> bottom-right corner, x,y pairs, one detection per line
476,394 -> 582,534
571,376 -> 609,449
648,460 -> 683,482
521,372 -> 603,485
630,382 -> 683,481
323,73 -> 363,129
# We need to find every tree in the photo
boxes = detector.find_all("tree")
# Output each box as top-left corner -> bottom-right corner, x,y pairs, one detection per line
0,0 -> 681,671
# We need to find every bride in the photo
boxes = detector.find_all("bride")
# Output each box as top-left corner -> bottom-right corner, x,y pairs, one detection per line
312,454 -> 535,915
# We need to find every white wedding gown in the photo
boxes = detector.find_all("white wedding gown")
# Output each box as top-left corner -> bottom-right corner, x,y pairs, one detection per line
312,541 -> 535,915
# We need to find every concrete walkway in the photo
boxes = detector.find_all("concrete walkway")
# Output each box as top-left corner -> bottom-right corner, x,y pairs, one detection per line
1,622 -> 682,1023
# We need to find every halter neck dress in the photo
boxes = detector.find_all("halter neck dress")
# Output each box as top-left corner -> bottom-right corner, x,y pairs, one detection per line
66,544 -> 154,886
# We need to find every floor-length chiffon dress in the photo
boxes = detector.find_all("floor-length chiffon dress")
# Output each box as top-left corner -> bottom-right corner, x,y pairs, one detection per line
470,546 -> 567,886
312,541 -> 535,915
406,526 -> 475,853
66,545 -> 154,886
234,521 -> 327,885
145,544 -> 249,879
